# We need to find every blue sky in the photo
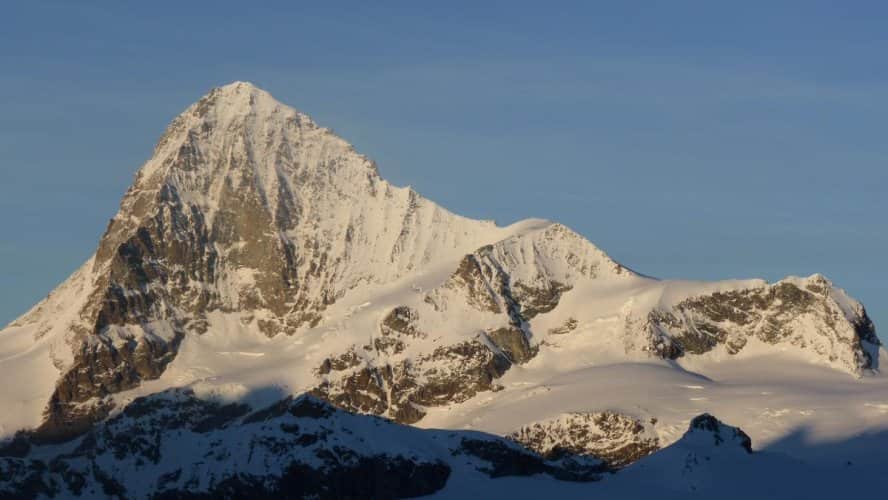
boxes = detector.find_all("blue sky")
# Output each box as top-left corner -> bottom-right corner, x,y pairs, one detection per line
1,1 -> 886,335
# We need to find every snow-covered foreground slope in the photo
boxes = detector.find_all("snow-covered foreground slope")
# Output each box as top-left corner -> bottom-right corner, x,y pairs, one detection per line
0,390 -> 885,498
0,81 -> 885,498
3,396 -> 881,499
435,412 -> 888,500
0,392 -> 602,498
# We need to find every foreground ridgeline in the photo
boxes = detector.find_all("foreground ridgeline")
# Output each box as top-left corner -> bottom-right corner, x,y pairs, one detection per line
0,392 -> 755,498
0,82 -> 882,498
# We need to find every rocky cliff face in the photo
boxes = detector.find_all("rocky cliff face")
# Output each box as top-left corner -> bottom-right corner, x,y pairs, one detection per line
625,274 -> 880,375
508,412 -> 661,469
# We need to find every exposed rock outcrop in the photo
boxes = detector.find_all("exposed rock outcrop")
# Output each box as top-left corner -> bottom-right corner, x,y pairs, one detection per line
686,413 -> 752,453
629,275 -> 880,375
312,334 -> 511,424
509,412 -> 661,469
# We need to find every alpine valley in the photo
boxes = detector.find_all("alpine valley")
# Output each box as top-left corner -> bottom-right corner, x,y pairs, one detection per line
1,82 -> 886,499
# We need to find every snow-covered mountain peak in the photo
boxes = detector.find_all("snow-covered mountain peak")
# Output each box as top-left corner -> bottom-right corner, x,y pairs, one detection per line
142,80 -> 361,186
211,79 -> 265,95
0,83 -> 882,471
183,80 -> 307,129
82,82 -> 517,343
197,80 -> 281,111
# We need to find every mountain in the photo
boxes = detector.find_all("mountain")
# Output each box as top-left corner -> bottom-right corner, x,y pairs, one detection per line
0,392 -> 601,498
0,400 -> 855,499
1,82 -> 885,498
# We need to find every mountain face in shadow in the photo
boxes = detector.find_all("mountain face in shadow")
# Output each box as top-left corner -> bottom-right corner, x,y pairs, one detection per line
0,389 -> 604,498
2,387 -> 828,500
